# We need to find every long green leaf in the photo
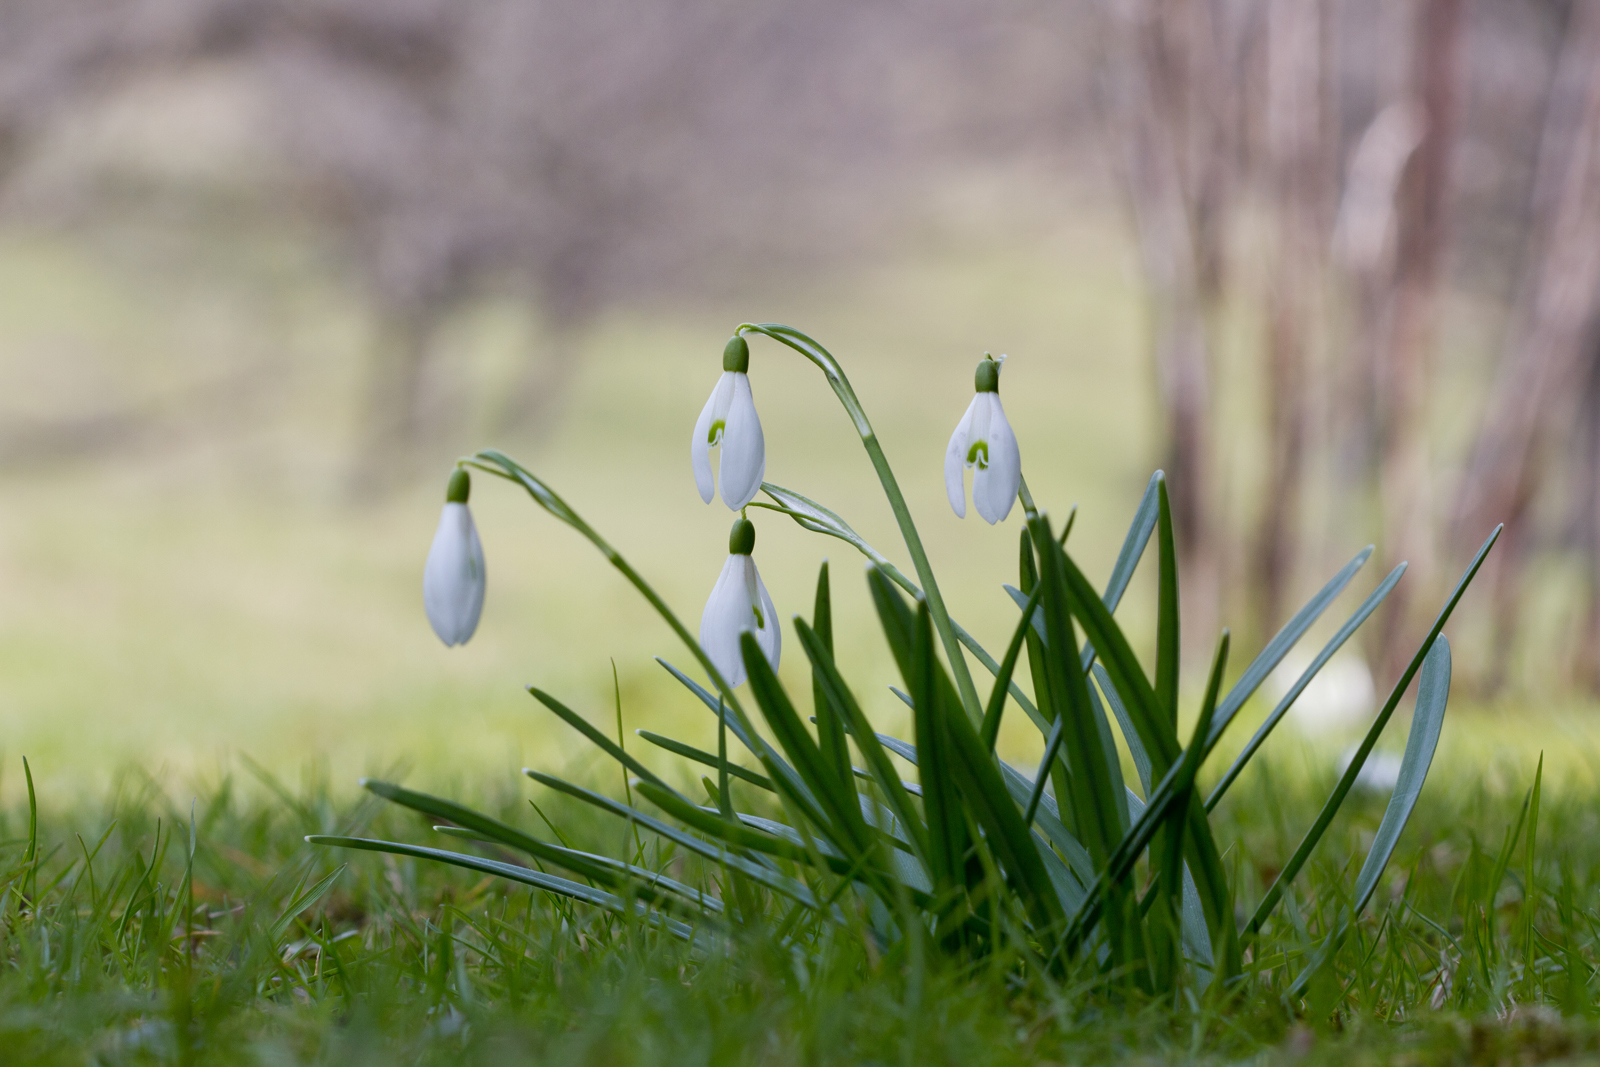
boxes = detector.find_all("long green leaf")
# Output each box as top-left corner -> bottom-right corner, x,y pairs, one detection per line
359,778 -> 705,909
309,835 -> 698,941
635,731 -> 775,792
739,630 -> 877,864
1032,517 -> 1129,869
983,582 -> 1045,750
529,687 -> 677,794
759,481 -> 1049,732
1155,477 -> 1179,732
811,562 -> 850,788
794,618 -> 931,869
524,771 -> 821,909
915,600 -> 1068,930
1247,524 -> 1500,937
898,586 -> 963,896
656,657 -> 820,813
1207,546 -> 1375,745
1284,636 -> 1453,998
1205,562 -> 1405,812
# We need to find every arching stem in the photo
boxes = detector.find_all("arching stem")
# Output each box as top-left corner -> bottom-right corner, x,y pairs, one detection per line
737,323 -> 984,723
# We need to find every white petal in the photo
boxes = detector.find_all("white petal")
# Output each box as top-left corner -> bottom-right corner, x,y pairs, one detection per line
423,502 -> 486,646
944,396 -> 978,518
700,554 -> 753,687
751,560 -> 781,672
718,373 -> 766,510
691,373 -> 736,504
973,395 -> 1020,524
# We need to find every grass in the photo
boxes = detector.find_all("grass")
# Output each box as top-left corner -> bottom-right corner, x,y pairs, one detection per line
1,741 -> 1597,1065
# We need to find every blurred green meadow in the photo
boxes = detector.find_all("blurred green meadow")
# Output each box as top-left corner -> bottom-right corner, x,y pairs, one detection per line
0,211 -> 1588,813
0,215 -> 1155,796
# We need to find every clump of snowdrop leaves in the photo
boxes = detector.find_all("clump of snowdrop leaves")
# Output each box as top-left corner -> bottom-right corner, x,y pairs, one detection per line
698,516 -> 779,688
423,468 -> 486,646
945,354 -> 1022,524
692,335 -> 766,510
365,322 -> 1497,1011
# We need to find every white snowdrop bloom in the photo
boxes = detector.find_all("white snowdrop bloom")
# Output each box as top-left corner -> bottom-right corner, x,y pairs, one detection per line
423,468 -> 486,647
692,335 -> 766,511
944,355 -> 1022,524
699,518 -> 780,688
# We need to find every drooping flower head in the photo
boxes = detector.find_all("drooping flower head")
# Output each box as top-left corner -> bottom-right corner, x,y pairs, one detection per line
692,335 -> 766,511
699,517 -> 780,687
944,354 -> 1022,524
424,468 -> 486,646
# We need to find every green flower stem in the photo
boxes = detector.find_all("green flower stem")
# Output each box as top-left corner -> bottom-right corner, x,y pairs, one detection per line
463,450 -> 759,742
737,323 -> 984,723
1017,474 -> 1039,521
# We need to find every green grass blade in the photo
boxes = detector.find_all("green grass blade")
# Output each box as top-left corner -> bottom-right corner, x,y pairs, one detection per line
1525,753 -> 1544,987
1205,562 -> 1406,811
268,864 -> 346,943
1155,477 -> 1179,732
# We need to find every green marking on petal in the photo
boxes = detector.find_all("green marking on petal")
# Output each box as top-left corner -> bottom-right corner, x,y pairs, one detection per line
967,440 -> 990,469
708,419 -> 725,445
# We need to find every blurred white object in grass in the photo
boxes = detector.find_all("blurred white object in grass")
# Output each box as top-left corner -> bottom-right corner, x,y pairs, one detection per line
1268,651 -> 1376,733
423,470 -> 486,647
699,518 -> 779,688
1338,746 -> 1404,793
692,336 -> 766,510
944,354 -> 1021,524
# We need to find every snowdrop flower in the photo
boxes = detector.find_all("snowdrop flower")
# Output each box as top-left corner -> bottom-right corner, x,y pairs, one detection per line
699,517 -> 780,687
423,468 -> 486,647
692,335 -> 766,510
945,354 -> 1022,524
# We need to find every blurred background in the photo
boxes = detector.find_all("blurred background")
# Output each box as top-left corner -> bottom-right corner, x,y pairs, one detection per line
1,0 -> 1598,795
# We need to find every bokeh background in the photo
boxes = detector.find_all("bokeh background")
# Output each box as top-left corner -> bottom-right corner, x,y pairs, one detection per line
2,0 -> 1598,798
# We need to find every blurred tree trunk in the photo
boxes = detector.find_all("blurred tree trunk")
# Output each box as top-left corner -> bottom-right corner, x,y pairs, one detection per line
1454,2 -> 1600,691
1375,0 -> 1464,684
1575,344 -> 1600,689
1253,0 -> 1333,638
1105,0 -> 1242,663
354,300 -> 444,496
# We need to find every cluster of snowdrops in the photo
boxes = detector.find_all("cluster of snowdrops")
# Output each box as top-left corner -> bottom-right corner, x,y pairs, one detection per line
422,335 -> 1021,674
